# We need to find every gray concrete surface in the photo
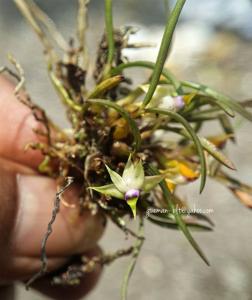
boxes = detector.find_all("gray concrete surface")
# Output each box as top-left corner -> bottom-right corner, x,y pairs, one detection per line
1,1 -> 252,299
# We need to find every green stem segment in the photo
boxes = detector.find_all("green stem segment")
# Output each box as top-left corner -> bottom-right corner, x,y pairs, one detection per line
104,0 -> 115,76
121,218 -> 144,300
142,0 -> 186,108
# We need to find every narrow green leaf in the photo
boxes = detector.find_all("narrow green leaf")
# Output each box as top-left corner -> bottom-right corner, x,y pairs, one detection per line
209,89 -> 252,121
89,184 -> 124,199
182,81 -> 252,121
111,60 -> 181,92
187,110 -> 226,122
189,212 -> 215,227
148,214 -> 213,231
104,0 -> 114,75
183,105 -> 227,122
146,107 -> 207,193
142,0 -> 186,108
148,165 -> 210,266
205,97 -> 235,117
219,115 -> 235,142
197,95 -> 235,117
86,99 -> 141,151
200,137 -> 236,170
159,125 -> 235,170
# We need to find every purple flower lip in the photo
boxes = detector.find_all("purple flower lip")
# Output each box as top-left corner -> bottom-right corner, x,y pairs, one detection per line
125,189 -> 140,201
174,96 -> 185,110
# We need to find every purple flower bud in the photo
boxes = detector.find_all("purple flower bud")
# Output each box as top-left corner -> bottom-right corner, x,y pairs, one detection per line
125,189 -> 140,201
174,96 -> 185,110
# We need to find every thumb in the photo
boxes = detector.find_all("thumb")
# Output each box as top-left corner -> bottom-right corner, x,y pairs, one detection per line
0,157 -> 105,282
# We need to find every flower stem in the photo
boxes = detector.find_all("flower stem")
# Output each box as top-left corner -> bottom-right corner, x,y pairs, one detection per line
121,217 -> 144,300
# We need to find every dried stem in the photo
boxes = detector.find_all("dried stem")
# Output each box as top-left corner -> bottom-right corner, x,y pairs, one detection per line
7,55 -> 53,144
109,212 -> 144,240
77,0 -> 90,71
7,54 -> 25,95
0,66 -> 20,82
28,0 -> 69,51
52,246 -> 135,285
15,0 -> 59,66
26,177 -> 74,288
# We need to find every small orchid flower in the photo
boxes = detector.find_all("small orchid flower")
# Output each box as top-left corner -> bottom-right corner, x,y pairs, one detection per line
90,155 -> 164,218
140,84 -> 185,111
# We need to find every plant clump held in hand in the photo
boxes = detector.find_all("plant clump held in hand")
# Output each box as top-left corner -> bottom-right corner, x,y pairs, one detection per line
2,0 -> 252,299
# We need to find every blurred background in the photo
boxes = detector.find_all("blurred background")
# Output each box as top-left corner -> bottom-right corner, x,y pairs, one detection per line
1,0 -> 252,299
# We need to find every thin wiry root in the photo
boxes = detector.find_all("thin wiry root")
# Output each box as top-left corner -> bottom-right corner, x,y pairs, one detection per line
14,0 -> 59,66
0,66 -> 20,82
26,177 -> 74,289
30,105 -> 52,144
7,54 -> 25,95
51,246 -> 135,286
7,54 -> 52,144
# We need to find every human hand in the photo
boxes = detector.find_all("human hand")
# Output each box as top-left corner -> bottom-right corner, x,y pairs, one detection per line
0,76 -> 105,299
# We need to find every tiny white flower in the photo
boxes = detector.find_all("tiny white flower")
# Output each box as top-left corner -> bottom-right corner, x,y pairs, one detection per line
140,84 -> 185,111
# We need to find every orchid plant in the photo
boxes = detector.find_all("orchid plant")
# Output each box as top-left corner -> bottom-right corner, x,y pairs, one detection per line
2,0 -> 252,299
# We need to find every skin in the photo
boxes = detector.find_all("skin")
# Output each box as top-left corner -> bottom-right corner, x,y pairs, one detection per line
0,76 -> 105,299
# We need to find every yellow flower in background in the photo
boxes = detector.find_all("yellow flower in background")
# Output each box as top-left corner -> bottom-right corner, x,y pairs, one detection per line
163,159 -> 199,186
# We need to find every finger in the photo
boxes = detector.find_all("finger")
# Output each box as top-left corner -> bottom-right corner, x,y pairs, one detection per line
13,174 -> 105,257
32,246 -> 103,300
1,256 -> 68,283
0,159 -> 106,280
0,285 -> 15,299
0,76 -> 45,168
